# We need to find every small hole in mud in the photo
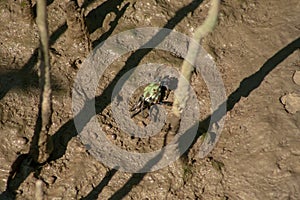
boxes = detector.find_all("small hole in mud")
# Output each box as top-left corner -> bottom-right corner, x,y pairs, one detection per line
111,134 -> 117,140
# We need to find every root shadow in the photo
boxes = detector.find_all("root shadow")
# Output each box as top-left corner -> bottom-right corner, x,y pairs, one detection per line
2,0 -> 299,198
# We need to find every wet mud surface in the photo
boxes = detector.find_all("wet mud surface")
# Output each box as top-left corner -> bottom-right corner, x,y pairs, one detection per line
0,0 -> 300,199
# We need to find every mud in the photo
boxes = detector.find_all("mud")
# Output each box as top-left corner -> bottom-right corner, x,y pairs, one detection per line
0,0 -> 299,199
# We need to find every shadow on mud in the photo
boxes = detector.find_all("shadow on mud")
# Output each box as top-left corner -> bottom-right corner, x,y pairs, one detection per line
0,0 -> 127,199
85,0 -> 124,34
0,21 -> 67,101
1,0 -> 299,198
0,49 -> 38,100
53,0 -> 205,199
81,169 -> 118,200
79,36 -> 300,200
92,2 -> 130,47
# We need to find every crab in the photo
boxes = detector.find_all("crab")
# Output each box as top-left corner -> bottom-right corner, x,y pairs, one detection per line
130,80 -> 171,118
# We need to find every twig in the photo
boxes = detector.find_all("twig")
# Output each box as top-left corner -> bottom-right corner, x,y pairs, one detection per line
172,0 -> 220,117
35,0 -> 53,163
